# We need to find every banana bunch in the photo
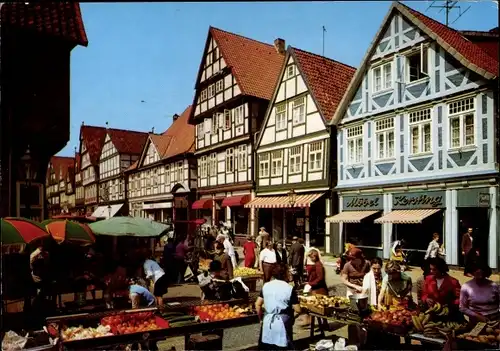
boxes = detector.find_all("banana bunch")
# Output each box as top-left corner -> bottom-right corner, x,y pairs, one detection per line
424,302 -> 449,316
412,312 -> 467,336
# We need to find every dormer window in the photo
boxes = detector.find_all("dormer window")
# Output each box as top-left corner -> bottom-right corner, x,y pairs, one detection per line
372,62 -> 392,93
287,65 -> 295,78
406,44 -> 428,83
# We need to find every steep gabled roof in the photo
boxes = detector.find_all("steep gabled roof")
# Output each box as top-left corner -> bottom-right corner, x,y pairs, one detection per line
49,156 -> 75,182
107,128 -> 149,155
292,48 -> 356,122
1,2 -> 88,47
209,27 -> 285,101
80,125 -> 107,166
331,1 -> 499,125
128,106 -> 194,172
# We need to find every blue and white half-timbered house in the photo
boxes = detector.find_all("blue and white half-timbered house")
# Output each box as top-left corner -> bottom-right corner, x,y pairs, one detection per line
328,2 -> 499,268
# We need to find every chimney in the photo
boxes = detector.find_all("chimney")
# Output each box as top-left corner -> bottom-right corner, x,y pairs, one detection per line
274,38 -> 286,55
173,113 -> 180,121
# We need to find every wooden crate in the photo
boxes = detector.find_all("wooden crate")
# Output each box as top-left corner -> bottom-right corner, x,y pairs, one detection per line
305,303 -> 334,316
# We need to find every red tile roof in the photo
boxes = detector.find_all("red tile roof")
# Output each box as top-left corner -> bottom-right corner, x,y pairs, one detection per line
80,125 -> 107,166
49,156 -> 75,182
292,48 -> 356,122
107,128 -> 149,155
459,30 -> 499,60
209,27 -> 285,100
1,2 -> 88,47
398,2 -> 498,77
128,106 -> 194,171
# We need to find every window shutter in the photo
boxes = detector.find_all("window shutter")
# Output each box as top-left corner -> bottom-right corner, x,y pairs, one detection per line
420,43 -> 428,75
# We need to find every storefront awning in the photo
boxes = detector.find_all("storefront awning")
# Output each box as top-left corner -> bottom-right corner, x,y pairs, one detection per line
91,204 -> 124,219
325,210 -> 379,224
192,199 -> 213,210
221,195 -> 251,208
374,209 -> 441,224
244,193 -> 324,209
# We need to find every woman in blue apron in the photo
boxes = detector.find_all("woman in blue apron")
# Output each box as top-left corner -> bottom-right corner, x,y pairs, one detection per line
255,265 -> 301,350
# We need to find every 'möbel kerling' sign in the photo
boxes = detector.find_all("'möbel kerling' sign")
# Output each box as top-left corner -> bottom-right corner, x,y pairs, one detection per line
343,195 -> 383,211
392,191 -> 445,209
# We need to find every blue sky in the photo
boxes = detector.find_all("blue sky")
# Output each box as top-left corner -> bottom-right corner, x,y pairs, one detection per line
59,0 -> 498,156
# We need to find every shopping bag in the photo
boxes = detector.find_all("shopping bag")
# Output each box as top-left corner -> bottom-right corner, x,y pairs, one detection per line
184,266 -> 194,281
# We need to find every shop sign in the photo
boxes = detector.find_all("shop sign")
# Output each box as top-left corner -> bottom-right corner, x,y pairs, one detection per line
392,191 -> 445,209
343,195 -> 383,210
142,202 -> 172,210
478,193 -> 490,207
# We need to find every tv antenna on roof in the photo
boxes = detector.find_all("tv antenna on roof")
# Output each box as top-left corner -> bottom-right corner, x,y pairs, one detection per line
425,0 -> 473,27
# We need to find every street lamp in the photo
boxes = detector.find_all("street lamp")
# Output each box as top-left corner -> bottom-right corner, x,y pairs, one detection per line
107,204 -> 112,219
287,189 -> 297,245
19,146 -> 37,219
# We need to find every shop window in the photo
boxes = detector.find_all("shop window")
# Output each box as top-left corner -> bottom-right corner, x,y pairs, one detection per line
308,141 -> 323,171
289,146 -> 302,174
448,97 -> 475,148
375,117 -> 395,159
347,125 -> 363,164
344,222 -> 382,248
409,108 -> 432,154
259,153 -> 269,178
271,150 -> 283,176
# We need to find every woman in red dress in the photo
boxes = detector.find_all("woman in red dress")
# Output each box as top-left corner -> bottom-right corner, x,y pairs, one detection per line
243,235 -> 257,268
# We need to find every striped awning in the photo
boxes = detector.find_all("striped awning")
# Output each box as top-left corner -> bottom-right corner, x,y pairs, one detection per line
325,210 -> 379,224
374,209 -> 441,224
245,193 -> 324,209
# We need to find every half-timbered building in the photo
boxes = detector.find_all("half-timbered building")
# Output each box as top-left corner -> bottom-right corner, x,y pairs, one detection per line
61,166 -> 76,214
74,153 -> 85,215
46,156 -> 75,218
329,2 -> 499,268
189,27 -> 285,236
79,125 -> 107,215
93,127 -> 148,218
126,106 -> 196,225
247,47 -> 355,250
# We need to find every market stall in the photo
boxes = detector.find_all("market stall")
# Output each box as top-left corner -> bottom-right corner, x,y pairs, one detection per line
198,259 -> 263,292
43,293 -> 260,350
299,295 -> 500,350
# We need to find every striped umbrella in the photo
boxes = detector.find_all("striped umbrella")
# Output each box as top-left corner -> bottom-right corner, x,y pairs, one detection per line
1,217 -> 50,245
41,219 -> 96,245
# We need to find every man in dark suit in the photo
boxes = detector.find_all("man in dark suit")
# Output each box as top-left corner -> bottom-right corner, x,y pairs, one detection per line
288,236 -> 305,288
461,228 -> 478,277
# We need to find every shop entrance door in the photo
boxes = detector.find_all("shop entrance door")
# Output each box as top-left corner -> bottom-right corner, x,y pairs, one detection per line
457,208 -> 489,266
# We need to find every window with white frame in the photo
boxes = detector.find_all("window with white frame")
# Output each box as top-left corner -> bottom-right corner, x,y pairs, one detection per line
208,84 -> 215,98
200,89 -> 208,101
224,110 -> 231,130
271,150 -> 283,176
234,105 -> 244,125
372,62 -> 392,93
196,123 -> 203,139
217,112 -> 224,129
287,65 -> 295,78
211,115 -> 218,134
164,165 -> 170,184
204,118 -> 211,134
259,153 -> 269,178
209,153 -> 217,176
289,146 -> 302,174
200,156 -> 208,178
237,145 -> 247,170
449,97 -> 475,148
225,148 -> 234,173
292,96 -> 305,124
309,141 -> 323,171
375,117 -> 395,159
276,103 -> 287,130
215,79 -> 224,93
409,108 -> 432,154
347,125 -> 364,164
406,44 -> 429,83
176,161 -> 183,181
